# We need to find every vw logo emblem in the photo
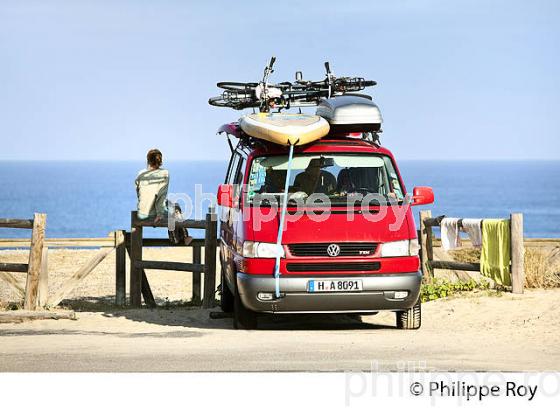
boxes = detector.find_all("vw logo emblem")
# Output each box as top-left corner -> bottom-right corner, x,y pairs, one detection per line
327,243 -> 340,257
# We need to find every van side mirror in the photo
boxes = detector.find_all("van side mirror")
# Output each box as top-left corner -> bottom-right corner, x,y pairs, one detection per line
412,186 -> 434,206
217,184 -> 234,208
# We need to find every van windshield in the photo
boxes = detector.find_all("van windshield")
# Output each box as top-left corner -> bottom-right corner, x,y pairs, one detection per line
246,154 -> 405,206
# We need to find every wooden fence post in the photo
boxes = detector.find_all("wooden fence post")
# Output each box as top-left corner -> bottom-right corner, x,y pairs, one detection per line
115,230 -> 126,306
37,245 -> 48,307
419,210 -> 433,283
511,213 -> 524,294
203,207 -> 218,308
124,237 -> 156,308
192,244 -> 202,304
24,213 -> 46,310
130,212 -> 143,307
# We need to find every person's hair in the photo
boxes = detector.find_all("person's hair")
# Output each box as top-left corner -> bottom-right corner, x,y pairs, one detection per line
147,149 -> 163,168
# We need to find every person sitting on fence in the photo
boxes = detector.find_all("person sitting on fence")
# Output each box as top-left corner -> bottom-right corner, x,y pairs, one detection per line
135,149 -> 169,224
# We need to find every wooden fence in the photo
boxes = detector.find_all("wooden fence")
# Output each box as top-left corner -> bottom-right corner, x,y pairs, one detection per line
0,209 -> 218,309
125,208 -> 218,309
1,209 -> 541,307
419,210 -> 525,293
0,214 -> 47,310
0,214 -> 116,309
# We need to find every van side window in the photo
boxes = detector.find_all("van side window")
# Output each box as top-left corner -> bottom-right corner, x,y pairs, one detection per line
233,156 -> 246,206
234,157 -> 246,185
224,153 -> 236,184
227,154 -> 241,184
382,156 -> 404,200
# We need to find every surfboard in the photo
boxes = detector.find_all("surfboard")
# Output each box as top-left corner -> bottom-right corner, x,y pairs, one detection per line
239,113 -> 330,146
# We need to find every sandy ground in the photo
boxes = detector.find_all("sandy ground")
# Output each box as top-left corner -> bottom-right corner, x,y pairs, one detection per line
1,248 -> 559,371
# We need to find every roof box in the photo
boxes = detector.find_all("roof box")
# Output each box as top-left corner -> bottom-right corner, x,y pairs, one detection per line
316,95 -> 382,133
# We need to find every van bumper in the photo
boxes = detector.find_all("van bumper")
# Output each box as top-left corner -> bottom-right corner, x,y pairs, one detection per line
236,271 -> 422,313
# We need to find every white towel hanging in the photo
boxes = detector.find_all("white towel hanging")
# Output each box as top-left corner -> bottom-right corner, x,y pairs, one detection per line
462,218 -> 483,248
441,217 -> 461,250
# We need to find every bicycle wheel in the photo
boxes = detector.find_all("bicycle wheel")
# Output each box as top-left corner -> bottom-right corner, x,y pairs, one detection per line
208,96 -> 233,108
333,77 -> 377,92
208,95 -> 259,110
217,82 -> 259,91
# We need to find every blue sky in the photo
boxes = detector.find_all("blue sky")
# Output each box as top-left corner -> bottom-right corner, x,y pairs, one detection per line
0,0 -> 558,161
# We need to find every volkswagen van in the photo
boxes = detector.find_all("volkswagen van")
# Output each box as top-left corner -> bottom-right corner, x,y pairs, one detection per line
217,119 -> 434,329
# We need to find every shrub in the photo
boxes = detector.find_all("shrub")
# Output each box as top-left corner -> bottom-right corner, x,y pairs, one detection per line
420,278 -> 489,302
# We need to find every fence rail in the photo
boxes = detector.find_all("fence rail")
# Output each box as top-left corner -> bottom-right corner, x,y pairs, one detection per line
0,218 -> 34,229
3,237 -> 554,250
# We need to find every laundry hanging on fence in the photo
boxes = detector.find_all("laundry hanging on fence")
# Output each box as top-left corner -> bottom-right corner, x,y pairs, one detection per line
480,219 -> 511,286
462,218 -> 483,247
440,217 -> 462,250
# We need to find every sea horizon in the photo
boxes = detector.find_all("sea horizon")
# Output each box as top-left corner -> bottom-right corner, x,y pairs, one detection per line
0,159 -> 559,239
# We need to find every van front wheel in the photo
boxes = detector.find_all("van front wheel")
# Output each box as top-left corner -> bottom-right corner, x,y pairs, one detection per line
233,287 -> 257,330
396,298 -> 421,330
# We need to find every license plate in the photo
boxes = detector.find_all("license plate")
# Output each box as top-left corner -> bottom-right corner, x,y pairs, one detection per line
307,279 -> 363,293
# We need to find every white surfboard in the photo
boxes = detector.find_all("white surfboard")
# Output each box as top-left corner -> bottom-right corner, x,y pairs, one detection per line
239,113 -> 330,146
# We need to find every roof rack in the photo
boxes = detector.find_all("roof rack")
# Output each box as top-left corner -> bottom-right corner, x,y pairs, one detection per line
218,122 -> 382,152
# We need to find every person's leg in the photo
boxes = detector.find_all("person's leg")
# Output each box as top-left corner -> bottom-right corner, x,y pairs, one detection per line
137,212 -> 150,220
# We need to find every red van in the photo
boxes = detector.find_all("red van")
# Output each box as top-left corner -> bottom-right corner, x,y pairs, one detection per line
217,123 -> 434,329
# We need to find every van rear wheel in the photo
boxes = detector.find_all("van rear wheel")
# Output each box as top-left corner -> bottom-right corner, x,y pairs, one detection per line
233,287 -> 257,330
396,298 -> 421,330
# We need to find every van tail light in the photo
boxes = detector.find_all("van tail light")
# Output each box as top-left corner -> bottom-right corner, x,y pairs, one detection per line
217,184 -> 233,207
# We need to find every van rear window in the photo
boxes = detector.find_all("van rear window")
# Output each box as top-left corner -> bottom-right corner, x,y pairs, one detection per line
246,154 -> 404,206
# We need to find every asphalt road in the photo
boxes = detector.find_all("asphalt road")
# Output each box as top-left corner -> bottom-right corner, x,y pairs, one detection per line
1,289 -> 559,372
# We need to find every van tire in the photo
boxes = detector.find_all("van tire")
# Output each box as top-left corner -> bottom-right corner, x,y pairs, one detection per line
233,287 -> 257,330
220,268 -> 234,313
396,298 -> 421,330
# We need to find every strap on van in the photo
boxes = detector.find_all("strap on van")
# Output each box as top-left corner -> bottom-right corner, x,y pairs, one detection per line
273,143 -> 295,298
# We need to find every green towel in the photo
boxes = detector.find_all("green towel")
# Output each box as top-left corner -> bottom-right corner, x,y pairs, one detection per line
480,219 -> 511,286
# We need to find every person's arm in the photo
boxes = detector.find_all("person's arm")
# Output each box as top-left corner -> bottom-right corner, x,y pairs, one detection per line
135,169 -> 148,198
154,172 -> 169,220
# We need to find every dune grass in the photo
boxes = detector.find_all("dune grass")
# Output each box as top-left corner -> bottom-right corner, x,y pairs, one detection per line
523,248 -> 560,288
449,247 -> 560,288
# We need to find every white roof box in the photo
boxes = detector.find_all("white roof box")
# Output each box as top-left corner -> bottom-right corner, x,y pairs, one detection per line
316,95 -> 382,133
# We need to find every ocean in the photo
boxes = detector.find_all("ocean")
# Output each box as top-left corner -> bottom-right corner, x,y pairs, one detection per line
0,160 -> 558,239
